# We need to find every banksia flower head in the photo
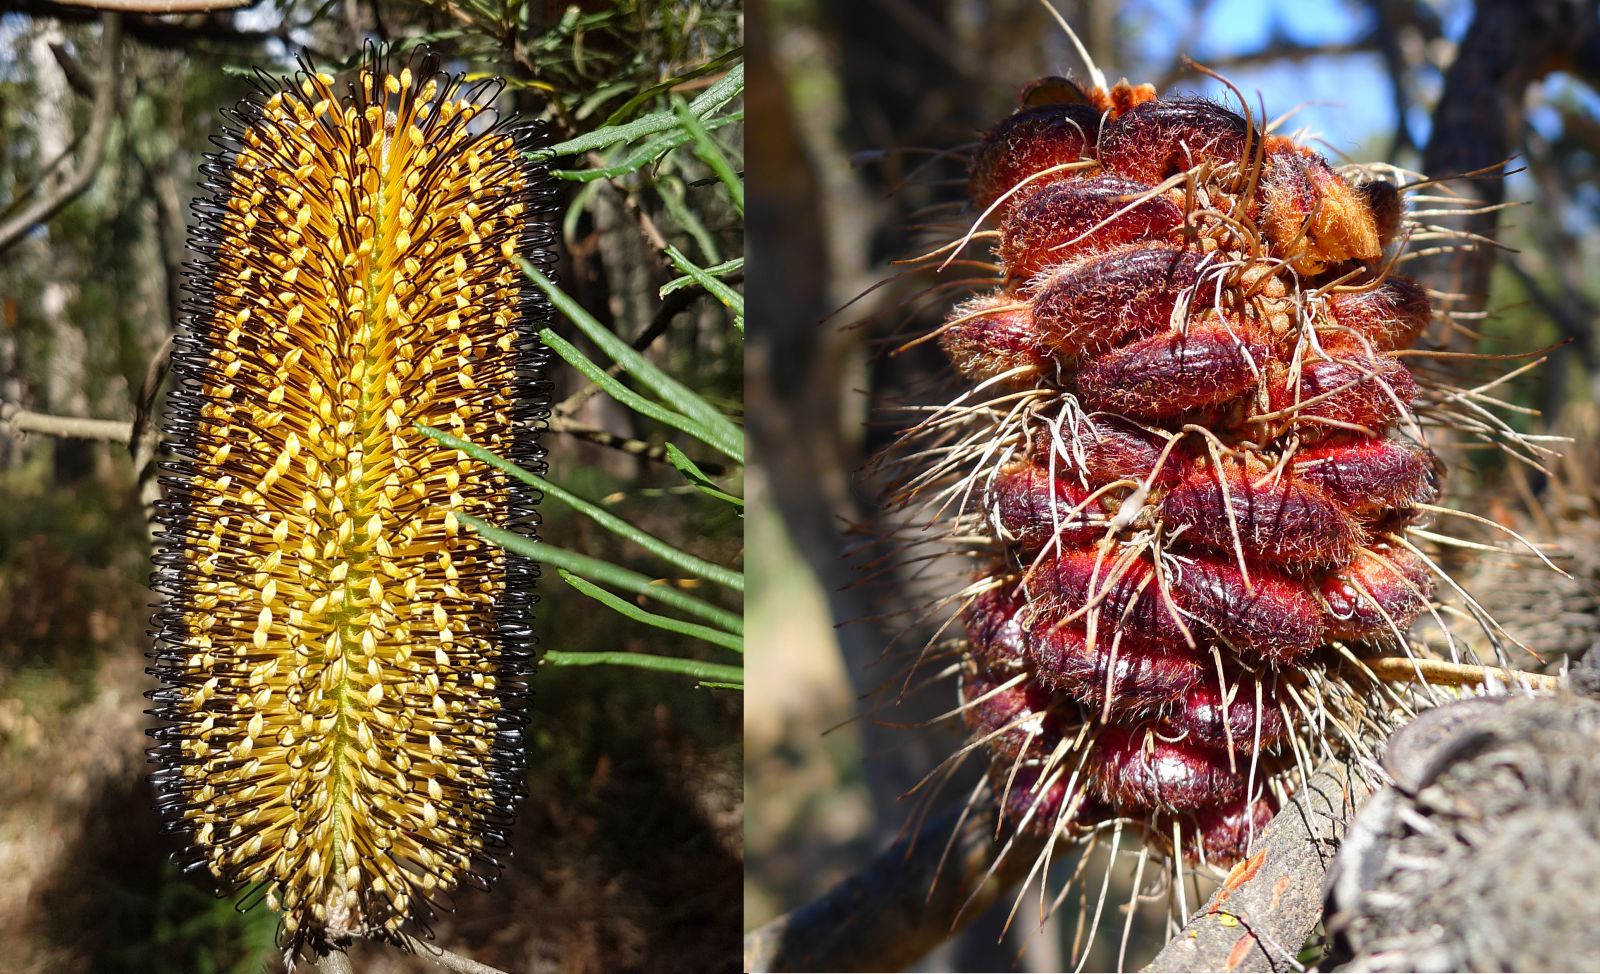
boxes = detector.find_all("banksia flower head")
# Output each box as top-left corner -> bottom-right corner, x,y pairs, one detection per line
872,60 -> 1552,954
147,46 -> 554,954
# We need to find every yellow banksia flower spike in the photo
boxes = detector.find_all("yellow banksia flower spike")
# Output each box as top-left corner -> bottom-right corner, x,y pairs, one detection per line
147,45 -> 555,955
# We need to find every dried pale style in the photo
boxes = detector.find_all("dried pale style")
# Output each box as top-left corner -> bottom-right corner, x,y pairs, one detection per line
147,48 -> 555,954
871,69 -> 1549,961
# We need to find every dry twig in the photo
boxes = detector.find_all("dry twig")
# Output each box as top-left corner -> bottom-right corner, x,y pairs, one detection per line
0,401 -> 132,443
1144,762 -> 1372,972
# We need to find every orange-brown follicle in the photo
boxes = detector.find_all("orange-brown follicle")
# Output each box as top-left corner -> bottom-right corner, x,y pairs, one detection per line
936,292 -> 1054,385
149,53 -> 550,952
1085,80 -> 1159,117
1257,138 -> 1382,274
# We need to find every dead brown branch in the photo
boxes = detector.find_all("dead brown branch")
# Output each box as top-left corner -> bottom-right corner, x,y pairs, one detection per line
1159,35 -> 1378,91
551,281 -> 716,417
7,0 -> 279,49
546,414 -> 727,475
0,401 -> 132,444
1357,654 -> 1563,691
1144,762 -> 1372,972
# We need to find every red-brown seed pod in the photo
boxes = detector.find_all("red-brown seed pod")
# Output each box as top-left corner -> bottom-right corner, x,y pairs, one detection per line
1076,315 -> 1271,420
995,764 -> 1071,833
1039,548 -> 1324,664
988,461 -> 1107,551
937,293 -> 1052,384
1025,623 -> 1205,709
1167,675 -> 1289,752
1027,414 -> 1184,487
1325,277 -> 1433,352
1076,415 -> 1188,487
1035,549 -> 1191,650
1289,437 -> 1439,516
999,174 -> 1185,280
963,583 -> 1030,669
1030,246 -> 1209,356
1167,554 -> 1325,664
1098,99 -> 1251,183
960,667 -> 1068,761
1160,464 -> 1362,571
968,104 -> 1103,211
994,765 -> 1120,836
1164,794 -> 1280,865
1265,352 -> 1417,432
1091,726 -> 1244,812
1318,542 -> 1435,642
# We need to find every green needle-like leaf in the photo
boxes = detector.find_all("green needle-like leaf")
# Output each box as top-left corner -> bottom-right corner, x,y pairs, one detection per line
664,444 -> 743,507
544,650 -> 743,689
539,329 -> 737,459
557,570 -> 742,653
599,49 -> 742,127
660,257 -> 743,298
522,262 -> 744,462
670,95 -> 743,217
418,426 -> 743,592
548,113 -> 745,182
460,516 -> 742,633
662,245 -> 743,331
530,61 -> 743,159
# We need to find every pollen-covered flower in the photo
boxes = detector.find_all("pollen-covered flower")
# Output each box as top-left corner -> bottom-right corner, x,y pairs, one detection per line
146,47 -> 555,953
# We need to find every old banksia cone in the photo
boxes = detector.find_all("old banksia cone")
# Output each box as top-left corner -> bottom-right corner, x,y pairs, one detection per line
874,67 -> 1545,911
147,47 -> 554,954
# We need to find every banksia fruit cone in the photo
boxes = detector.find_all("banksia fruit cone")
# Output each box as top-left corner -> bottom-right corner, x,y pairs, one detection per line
874,69 -> 1545,904
147,48 -> 554,954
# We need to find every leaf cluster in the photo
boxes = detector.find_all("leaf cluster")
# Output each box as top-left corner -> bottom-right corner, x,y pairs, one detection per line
427,41 -> 744,690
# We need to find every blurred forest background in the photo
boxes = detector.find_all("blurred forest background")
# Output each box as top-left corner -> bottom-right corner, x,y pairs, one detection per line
0,1 -> 742,972
747,0 -> 1600,968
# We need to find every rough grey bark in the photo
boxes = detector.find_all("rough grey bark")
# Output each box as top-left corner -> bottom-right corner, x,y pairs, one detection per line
1327,695 -> 1600,972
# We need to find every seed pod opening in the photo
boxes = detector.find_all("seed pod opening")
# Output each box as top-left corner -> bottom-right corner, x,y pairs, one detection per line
146,47 -> 556,955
